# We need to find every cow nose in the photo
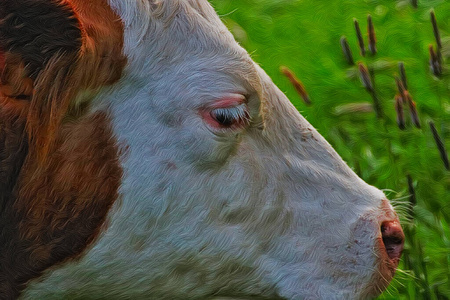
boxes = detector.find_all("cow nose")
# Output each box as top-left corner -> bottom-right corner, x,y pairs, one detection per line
380,220 -> 404,262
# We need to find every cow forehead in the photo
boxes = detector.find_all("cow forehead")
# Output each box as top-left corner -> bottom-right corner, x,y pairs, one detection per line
110,0 -> 254,68
109,0 -> 224,27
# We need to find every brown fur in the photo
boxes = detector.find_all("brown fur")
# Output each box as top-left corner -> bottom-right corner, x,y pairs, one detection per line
0,0 -> 125,298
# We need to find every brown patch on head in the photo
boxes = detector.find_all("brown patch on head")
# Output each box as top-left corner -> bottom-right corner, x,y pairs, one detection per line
1,112 -> 122,298
0,0 -> 125,298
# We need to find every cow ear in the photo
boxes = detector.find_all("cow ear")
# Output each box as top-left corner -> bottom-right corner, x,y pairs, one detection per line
0,0 -> 82,87
0,0 -> 84,162
0,0 -> 125,162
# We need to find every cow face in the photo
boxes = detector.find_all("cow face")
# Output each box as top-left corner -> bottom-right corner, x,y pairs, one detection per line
0,1 -> 403,299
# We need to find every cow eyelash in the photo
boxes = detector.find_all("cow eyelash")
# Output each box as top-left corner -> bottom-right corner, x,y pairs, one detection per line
210,103 -> 250,128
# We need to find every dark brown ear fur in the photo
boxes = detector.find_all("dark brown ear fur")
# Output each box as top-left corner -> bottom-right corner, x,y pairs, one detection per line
0,0 -> 82,79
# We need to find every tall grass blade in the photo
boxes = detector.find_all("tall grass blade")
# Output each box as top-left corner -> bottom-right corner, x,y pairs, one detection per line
367,15 -> 376,55
406,174 -> 416,207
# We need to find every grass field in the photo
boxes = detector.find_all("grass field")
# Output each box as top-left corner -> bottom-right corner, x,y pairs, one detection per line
209,0 -> 450,298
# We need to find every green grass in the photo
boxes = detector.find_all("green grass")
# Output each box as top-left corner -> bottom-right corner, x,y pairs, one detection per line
209,0 -> 450,298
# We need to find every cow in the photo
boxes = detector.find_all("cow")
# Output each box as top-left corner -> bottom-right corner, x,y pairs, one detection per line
0,0 -> 404,299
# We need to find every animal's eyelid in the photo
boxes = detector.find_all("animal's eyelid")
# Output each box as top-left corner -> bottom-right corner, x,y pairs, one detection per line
212,106 -> 243,115
211,104 -> 249,119
211,102 -> 247,112
208,103 -> 251,128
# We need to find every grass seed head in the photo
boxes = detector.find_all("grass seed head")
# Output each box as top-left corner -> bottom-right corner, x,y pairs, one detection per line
280,66 -> 311,105
398,62 -> 408,90
340,36 -> 354,65
395,76 -> 406,101
334,102 -> 373,115
395,94 -> 405,130
404,91 -> 421,129
357,62 -> 373,92
429,121 -> 450,170
430,10 -> 442,49
428,44 -> 442,77
354,19 -> 365,57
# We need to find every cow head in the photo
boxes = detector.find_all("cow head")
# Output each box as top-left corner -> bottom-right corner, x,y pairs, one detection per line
0,0 -> 404,299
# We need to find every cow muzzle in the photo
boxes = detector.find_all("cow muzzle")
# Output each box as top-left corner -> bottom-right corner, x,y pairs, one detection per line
364,199 -> 404,298
380,219 -> 404,265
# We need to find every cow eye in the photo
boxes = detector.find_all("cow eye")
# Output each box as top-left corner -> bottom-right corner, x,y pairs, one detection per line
210,103 -> 250,128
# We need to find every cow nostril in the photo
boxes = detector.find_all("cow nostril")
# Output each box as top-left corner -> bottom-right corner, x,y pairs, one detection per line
380,221 -> 404,261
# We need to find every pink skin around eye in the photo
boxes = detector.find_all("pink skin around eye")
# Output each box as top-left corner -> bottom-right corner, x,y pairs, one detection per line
200,94 -> 247,129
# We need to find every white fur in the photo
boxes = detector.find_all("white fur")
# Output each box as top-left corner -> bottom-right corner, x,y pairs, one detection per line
22,1 -> 396,299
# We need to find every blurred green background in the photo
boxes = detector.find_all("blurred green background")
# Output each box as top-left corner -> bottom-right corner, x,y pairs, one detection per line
209,0 -> 450,299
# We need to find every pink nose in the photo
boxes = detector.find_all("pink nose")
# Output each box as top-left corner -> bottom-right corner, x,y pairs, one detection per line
380,220 -> 404,263
363,202 -> 405,298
